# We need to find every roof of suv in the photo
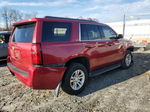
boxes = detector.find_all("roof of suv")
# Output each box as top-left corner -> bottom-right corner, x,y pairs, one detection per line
13,16 -> 104,26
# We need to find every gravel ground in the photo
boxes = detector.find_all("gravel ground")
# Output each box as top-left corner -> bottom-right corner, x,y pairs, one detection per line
0,50 -> 150,112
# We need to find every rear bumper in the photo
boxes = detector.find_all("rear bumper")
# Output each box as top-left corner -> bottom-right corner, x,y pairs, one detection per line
7,62 -> 67,89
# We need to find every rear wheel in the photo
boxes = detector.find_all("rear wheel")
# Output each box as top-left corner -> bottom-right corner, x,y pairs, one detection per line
121,50 -> 133,68
61,63 -> 88,95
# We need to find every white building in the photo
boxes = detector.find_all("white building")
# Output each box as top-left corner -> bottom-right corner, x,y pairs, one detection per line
107,19 -> 150,43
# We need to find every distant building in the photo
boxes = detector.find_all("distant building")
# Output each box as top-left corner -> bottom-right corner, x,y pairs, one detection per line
107,19 -> 150,43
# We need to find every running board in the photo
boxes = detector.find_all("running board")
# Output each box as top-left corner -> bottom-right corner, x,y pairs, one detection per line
89,63 -> 121,77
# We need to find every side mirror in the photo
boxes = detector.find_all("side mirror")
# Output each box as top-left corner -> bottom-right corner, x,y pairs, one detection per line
117,34 -> 123,39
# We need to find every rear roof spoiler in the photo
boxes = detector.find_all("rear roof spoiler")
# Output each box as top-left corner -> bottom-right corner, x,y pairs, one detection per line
13,18 -> 38,26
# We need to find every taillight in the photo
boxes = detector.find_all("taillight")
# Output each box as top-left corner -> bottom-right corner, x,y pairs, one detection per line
31,43 -> 42,65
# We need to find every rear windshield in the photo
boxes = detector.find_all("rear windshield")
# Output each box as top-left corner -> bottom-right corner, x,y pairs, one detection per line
12,23 -> 35,43
42,22 -> 71,42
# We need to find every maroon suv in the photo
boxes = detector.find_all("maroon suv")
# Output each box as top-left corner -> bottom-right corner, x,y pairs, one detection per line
7,16 -> 134,95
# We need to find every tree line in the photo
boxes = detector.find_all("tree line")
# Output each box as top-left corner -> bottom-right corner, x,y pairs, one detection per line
0,7 -> 37,31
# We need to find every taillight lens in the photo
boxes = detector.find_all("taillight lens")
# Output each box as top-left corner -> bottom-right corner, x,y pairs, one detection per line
31,44 -> 42,65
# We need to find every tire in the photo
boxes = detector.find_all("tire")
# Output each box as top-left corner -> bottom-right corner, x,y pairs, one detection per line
121,50 -> 133,69
61,63 -> 88,95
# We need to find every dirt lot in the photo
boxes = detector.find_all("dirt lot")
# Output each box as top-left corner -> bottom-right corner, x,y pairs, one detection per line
0,50 -> 150,112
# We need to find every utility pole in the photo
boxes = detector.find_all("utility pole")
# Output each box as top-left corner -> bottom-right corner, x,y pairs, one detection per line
123,14 -> 126,38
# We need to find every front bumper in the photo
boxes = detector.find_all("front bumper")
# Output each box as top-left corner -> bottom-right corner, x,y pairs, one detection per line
7,62 -> 66,89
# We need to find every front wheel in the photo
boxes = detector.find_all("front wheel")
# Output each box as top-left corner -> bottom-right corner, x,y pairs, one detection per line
61,63 -> 88,95
121,50 -> 133,68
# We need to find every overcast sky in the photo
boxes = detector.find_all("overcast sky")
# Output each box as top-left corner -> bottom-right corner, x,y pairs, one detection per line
0,0 -> 150,26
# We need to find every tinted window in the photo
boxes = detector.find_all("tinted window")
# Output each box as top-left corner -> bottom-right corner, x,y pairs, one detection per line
81,24 -> 88,40
81,24 -> 101,40
101,26 -> 117,39
0,34 -> 10,43
42,22 -> 71,42
12,23 -> 35,43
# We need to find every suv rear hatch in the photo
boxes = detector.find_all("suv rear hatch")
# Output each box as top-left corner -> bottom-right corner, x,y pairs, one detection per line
9,22 -> 38,72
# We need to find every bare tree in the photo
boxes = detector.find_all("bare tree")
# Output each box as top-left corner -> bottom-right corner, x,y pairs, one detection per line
0,7 -> 38,30
1,7 -> 9,30
0,7 -> 22,30
8,9 -> 23,28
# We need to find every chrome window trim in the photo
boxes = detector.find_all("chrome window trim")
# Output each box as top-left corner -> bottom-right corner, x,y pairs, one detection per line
79,22 -> 81,41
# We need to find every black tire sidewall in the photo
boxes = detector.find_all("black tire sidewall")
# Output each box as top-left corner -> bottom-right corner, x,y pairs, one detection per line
61,63 -> 88,95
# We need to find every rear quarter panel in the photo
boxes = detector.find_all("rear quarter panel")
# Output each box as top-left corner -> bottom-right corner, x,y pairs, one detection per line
41,42 -> 89,64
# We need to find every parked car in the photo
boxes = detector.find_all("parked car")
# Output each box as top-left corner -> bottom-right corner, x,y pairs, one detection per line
0,32 -> 11,60
7,16 -> 134,95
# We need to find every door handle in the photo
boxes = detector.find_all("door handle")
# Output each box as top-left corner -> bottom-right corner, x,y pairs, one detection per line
107,44 -> 112,46
85,45 -> 94,48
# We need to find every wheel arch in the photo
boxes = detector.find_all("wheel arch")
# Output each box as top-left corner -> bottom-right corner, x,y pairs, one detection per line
126,47 -> 134,52
65,57 -> 90,72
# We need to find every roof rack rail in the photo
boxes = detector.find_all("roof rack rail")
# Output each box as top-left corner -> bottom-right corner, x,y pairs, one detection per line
44,16 -> 96,22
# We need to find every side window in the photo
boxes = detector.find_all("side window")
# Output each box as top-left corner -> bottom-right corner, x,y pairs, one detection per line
54,28 -> 67,36
81,24 -> 88,40
101,26 -> 117,40
81,24 -> 102,40
42,22 -> 71,42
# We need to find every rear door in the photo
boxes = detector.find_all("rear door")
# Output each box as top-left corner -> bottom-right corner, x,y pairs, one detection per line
80,24 -> 108,70
9,23 -> 35,71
